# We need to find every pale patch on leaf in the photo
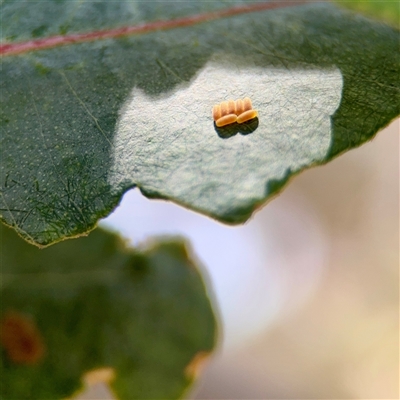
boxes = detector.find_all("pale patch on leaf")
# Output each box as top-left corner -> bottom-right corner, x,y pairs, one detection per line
109,61 -> 343,222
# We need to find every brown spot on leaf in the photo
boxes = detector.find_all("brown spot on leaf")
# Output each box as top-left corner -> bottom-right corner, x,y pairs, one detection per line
0,310 -> 45,365
184,351 -> 211,380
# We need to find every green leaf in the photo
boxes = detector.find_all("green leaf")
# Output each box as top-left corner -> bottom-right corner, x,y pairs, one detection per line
0,223 -> 216,399
335,0 -> 400,27
1,1 -> 399,246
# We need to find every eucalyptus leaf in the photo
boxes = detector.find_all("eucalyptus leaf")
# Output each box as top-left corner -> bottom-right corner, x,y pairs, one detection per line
0,224 -> 216,399
1,1 -> 399,246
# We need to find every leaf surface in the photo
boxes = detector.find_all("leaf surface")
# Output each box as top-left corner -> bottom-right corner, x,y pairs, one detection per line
335,0 -> 400,27
0,224 -> 216,399
1,1 -> 399,245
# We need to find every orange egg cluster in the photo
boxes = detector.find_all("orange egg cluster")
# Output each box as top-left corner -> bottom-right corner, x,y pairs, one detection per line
212,97 -> 258,127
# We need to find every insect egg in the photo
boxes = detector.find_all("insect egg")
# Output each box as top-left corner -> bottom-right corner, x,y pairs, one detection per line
228,100 -> 236,114
216,114 -> 237,127
237,109 -> 258,124
212,104 -> 222,121
235,99 -> 244,115
220,101 -> 229,116
242,97 -> 253,112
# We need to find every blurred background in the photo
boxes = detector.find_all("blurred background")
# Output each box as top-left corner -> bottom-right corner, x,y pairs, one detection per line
88,118 -> 398,399
188,119 -> 399,400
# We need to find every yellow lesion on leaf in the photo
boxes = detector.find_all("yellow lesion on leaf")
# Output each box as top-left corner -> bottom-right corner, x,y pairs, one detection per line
0,310 -> 46,365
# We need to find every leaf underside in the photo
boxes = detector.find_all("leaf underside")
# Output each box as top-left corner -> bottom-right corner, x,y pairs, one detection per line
1,1 -> 399,246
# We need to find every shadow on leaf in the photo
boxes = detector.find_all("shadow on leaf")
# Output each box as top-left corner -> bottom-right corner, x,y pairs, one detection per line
214,117 -> 259,139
